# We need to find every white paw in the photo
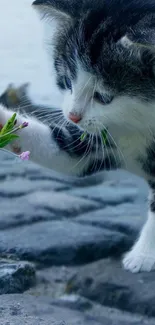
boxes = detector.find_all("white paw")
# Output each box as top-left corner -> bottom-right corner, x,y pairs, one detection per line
123,249 -> 155,273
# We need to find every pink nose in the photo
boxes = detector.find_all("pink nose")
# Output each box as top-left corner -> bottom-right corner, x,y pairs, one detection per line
68,113 -> 82,123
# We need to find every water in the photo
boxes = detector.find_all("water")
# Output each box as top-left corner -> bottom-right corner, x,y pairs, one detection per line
0,0 -> 63,107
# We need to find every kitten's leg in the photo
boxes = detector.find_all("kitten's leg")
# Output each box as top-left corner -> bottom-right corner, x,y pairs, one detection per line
0,83 -> 30,109
123,182 -> 155,273
0,82 -> 58,114
0,105 -> 119,176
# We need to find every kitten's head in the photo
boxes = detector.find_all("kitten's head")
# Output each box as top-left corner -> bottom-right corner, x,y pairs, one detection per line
33,0 -> 155,135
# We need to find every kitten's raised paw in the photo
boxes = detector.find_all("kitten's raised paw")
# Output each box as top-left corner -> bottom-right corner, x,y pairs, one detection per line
123,249 -> 155,273
0,82 -> 30,109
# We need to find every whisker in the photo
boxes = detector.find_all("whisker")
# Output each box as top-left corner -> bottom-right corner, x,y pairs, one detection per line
76,76 -> 92,101
96,126 -> 106,172
105,128 -> 127,169
90,127 -> 98,172
97,118 -> 127,169
98,124 -> 117,169
80,133 -> 94,171
71,133 -> 92,172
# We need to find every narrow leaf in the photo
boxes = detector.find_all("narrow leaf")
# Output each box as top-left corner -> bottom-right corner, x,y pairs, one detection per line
0,113 -> 17,135
0,134 -> 19,148
80,132 -> 87,141
101,129 -> 107,145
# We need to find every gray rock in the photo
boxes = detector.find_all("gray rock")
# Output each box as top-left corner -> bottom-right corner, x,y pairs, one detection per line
0,178 -> 68,198
68,185 -> 136,203
0,199 -> 55,230
0,161 -> 41,180
0,294 -> 154,325
75,207 -> 146,236
0,261 -> 35,294
103,169 -> 148,189
0,190 -> 100,229
0,294 -> 105,325
0,221 -> 129,266
66,258 -> 155,317
25,167 -> 104,187
23,190 -> 100,216
52,294 -> 93,311
0,318 -> 66,325
68,181 -> 147,205
28,265 -> 74,298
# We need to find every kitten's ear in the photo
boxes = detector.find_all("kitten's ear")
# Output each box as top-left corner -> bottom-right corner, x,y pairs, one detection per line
32,0 -> 74,25
127,13 -> 155,47
118,13 -> 155,49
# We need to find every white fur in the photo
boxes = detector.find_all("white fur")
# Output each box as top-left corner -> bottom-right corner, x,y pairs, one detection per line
0,104 -> 88,176
63,64 -> 155,135
123,210 -> 155,272
63,63 -> 154,177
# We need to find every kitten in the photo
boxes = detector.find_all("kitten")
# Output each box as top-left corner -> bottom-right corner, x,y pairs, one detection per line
1,0 -> 155,273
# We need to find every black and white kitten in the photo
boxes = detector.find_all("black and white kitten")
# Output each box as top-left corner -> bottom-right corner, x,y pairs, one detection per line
1,0 -> 155,273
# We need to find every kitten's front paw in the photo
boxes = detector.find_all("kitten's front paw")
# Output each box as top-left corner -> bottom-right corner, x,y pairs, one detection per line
0,82 -> 30,109
123,248 -> 155,273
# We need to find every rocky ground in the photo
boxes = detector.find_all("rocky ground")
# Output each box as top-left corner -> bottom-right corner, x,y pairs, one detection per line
0,149 -> 155,325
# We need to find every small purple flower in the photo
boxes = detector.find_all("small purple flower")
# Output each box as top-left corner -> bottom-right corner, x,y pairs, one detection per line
19,151 -> 30,161
22,121 -> 29,128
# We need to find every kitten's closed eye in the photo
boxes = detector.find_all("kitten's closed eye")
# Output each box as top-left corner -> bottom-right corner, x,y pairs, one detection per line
57,76 -> 72,92
94,92 -> 113,105
64,76 -> 72,92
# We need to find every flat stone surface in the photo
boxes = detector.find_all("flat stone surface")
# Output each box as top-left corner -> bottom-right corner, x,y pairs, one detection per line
0,294 -> 154,325
68,184 -> 139,203
0,178 -> 68,198
0,221 -> 129,266
66,258 -> 155,317
0,261 -> 35,294
0,199 -> 55,230
75,207 -> 146,236
68,179 -> 147,205
23,191 -> 101,216
0,190 -> 100,230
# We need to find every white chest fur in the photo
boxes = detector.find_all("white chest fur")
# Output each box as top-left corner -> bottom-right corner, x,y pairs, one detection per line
118,133 -> 149,178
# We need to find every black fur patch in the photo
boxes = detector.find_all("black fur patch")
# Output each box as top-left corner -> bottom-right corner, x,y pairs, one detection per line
84,155 -> 120,176
51,0 -> 155,101
0,93 -> 9,108
52,126 -> 91,157
51,116 -> 120,175
33,0 -> 155,20
51,117 -> 115,157
141,142 -> 155,177
148,180 -> 155,212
